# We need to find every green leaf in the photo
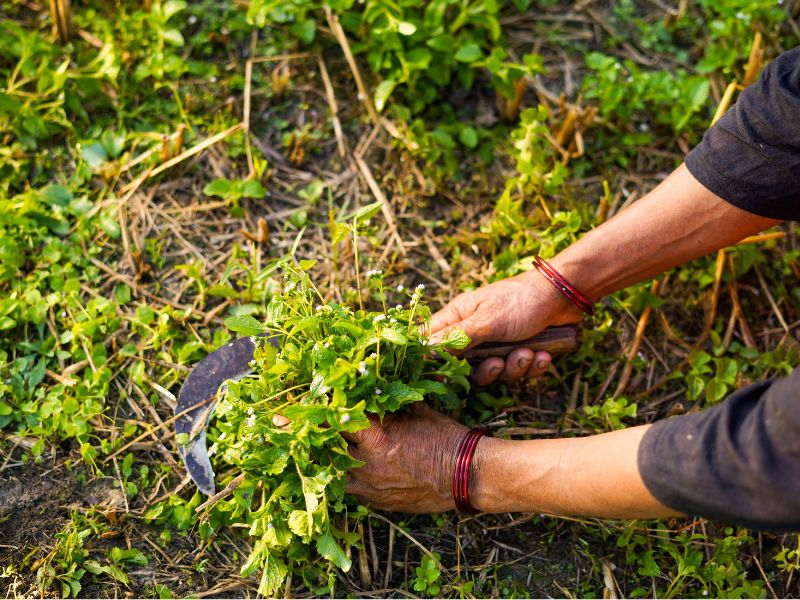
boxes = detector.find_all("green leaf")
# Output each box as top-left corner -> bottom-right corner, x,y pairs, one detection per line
239,179 -> 266,198
427,34 -> 455,52
354,201 -> 383,223
208,283 -> 239,299
439,328 -> 471,350
81,142 -> 107,168
298,259 -> 317,270
258,555 -> 288,597
379,327 -> 407,345
374,79 -> 397,113
414,379 -> 448,396
430,128 -> 455,148
83,560 -> 104,575
458,126 -> 478,149
316,531 -> 351,571
162,0 -> 186,19
384,381 -> 424,410
287,510 -> 311,539
39,185 -> 73,206
101,130 -> 125,157
289,18 -> 316,44
454,44 -> 483,63
397,21 -> 417,35
225,315 -> 265,336
308,372 -> 330,399
110,547 -> 148,566
203,178 -> 234,198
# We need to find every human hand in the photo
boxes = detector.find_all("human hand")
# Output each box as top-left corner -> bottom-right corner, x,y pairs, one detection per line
429,269 -> 581,385
343,404 -> 467,513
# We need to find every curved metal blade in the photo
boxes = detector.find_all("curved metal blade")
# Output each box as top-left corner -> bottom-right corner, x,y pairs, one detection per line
176,335 -> 278,495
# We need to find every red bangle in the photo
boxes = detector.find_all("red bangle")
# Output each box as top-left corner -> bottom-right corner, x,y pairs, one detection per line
533,256 -> 595,316
453,427 -> 490,514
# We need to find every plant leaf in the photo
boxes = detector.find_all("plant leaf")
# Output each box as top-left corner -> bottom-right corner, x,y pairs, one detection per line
225,315 -> 266,336
317,531 -> 352,572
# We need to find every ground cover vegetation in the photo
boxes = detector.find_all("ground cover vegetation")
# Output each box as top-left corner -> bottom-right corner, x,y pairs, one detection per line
1,0 -> 800,597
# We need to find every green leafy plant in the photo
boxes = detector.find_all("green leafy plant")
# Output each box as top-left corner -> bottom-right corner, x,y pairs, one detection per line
413,552 -> 444,596
203,178 -> 267,217
197,210 -> 471,595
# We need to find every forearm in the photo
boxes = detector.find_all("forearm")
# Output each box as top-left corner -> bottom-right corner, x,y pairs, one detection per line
550,163 -> 781,301
471,425 -> 682,518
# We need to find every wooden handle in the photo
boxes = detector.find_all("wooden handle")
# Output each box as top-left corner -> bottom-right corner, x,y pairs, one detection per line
464,325 -> 579,361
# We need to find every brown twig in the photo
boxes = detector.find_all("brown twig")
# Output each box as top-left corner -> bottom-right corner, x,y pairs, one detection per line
323,6 -> 379,125
120,123 -> 244,194
615,279 -> 660,397
195,473 -> 245,513
743,31 -> 764,87
317,54 -> 347,157
353,154 -> 406,255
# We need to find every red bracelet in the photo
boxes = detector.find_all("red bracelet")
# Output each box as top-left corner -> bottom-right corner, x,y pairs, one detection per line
533,256 -> 595,316
453,427 -> 490,514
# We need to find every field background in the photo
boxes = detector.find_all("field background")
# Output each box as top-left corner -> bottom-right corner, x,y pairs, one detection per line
2,0 -> 800,597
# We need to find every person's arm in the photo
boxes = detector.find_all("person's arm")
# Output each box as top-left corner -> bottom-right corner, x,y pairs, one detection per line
345,375 -> 800,530
429,164 -> 780,385
343,404 -> 680,518
472,424 -> 678,518
432,46 -> 800,385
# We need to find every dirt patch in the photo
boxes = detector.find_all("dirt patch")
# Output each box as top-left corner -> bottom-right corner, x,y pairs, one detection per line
0,458 -> 77,561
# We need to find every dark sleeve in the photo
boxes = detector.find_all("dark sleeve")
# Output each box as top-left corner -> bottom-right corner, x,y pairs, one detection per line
638,367 -> 800,532
685,47 -> 800,220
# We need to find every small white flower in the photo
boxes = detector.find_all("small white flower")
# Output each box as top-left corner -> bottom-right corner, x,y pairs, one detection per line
373,314 -> 386,322
359,361 -> 366,369
188,15 -> 198,24
375,388 -> 382,395
247,407 -> 254,416
370,352 -> 377,358
257,436 -> 263,443
702,592 -> 708,597
390,318 -> 397,323
412,292 -> 420,301
340,413 -> 351,424
316,304 -> 323,311
395,304 -> 403,310
359,367 -> 368,376
247,417 -> 255,427
60,311 -> 67,318
396,284 -> 404,292
267,522 -> 274,530
324,342 -> 331,348
416,284 -> 425,292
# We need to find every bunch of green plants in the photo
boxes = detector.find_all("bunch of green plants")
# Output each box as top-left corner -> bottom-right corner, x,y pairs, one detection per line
244,0 -> 545,177
471,105 -> 581,281
247,0 -> 540,113
677,0 -> 787,75
194,208 -> 472,595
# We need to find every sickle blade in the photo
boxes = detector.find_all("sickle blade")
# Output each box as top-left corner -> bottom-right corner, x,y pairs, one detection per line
176,335 -> 278,495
